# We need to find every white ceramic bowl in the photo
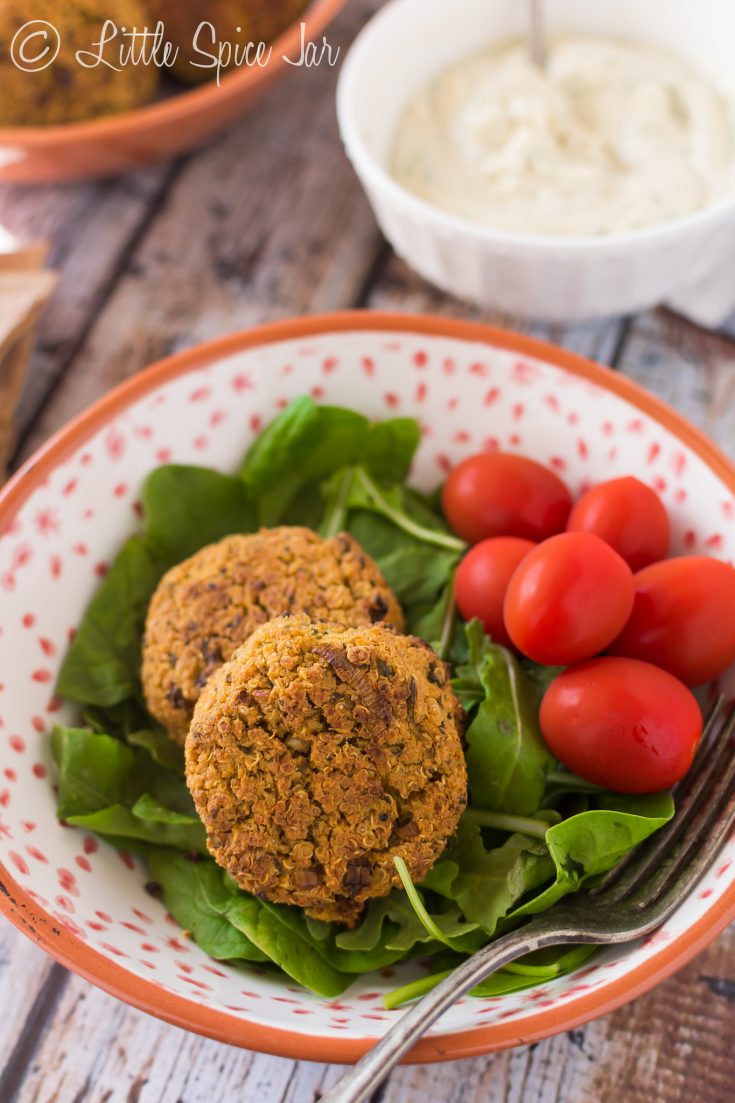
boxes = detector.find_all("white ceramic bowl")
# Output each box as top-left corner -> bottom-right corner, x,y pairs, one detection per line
337,0 -> 735,322
1,312 -> 735,1061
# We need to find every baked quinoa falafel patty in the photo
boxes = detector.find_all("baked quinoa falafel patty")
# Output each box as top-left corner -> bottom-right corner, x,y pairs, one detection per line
186,616 -> 467,926
0,0 -> 158,125
142,527 -> 404,745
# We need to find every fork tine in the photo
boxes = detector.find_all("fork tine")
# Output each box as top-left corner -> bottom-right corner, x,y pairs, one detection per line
673,694 -> 728,799
591,699 -> 732,902
632,743 -> 735,911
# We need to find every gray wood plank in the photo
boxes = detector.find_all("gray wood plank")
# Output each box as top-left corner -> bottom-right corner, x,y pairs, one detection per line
0,925 -> 62,1079
13,972 -> 348,1103
616,310 -> 735,454
366,254 -> 629,365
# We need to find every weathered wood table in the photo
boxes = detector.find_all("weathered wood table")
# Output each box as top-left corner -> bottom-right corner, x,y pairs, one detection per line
1,3 -> 734,1100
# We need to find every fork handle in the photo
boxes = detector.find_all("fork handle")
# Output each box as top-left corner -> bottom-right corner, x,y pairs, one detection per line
321,921 -> 576,1103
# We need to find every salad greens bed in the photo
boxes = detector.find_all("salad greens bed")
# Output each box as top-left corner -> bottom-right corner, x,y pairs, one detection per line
53,398 -> 674,1006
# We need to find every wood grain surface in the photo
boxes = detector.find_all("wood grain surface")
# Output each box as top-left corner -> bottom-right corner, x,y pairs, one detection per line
0,2 -> 734,1100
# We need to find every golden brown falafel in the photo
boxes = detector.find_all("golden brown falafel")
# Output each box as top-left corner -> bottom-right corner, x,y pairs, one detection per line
146,0 -> 310,83
185,615 -> 467,926
0,0 -> 158,126
142,527 -> 404,745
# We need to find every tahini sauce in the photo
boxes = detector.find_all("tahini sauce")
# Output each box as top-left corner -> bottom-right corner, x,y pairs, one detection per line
390,38 -> 735,236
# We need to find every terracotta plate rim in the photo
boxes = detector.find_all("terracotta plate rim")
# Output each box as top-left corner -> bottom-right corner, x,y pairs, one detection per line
0,0 -> 346,147
1,309 -> 734,1063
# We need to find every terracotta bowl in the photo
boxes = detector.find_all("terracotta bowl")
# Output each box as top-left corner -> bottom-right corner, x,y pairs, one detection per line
0,0 -> 345,184
1,312 -> 734,1062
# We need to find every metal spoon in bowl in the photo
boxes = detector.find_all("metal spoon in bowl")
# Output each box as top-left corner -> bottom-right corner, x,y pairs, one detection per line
529,0 -> 547,68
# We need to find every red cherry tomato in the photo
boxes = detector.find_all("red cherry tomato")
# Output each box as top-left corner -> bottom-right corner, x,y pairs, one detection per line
567,476 -> 670,571
503,531 -> 634,665
455,537 -> 536,647
442,452 -> 572,544
540,657 -> 702,793
610,556 -> 735,685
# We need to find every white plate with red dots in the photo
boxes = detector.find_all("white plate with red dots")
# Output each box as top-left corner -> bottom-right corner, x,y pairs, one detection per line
0,312 -> 733,1063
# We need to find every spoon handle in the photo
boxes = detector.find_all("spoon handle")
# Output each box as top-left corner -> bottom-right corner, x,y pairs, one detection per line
529,0 -> 547,69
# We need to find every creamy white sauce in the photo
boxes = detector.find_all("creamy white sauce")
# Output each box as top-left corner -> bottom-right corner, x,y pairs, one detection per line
390,37 -> 735,236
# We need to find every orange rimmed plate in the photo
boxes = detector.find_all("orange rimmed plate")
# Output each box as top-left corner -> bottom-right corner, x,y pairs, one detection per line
0,311 -> 734,1062
0,0 -> 345,183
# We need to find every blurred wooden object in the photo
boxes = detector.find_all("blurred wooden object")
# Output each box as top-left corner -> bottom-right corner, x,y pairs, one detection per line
0,245 -> 57,475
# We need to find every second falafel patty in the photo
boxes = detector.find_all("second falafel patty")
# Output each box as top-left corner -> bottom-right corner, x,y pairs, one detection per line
186,616 -> 467,926
142,527 -> 404,744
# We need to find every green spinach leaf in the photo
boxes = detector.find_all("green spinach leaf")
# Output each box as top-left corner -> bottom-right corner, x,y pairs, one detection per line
67,801 -> 207,854
56,537 -> 166,707
128,728 -> 185,773
53,723 -> 196,827
240,396 -> 420,526
143,465 -> 255,563
224,895 -> 353,996
146,851 -> 267,961
457,625 -> 554,815
509,793 -> 675,919
58,465 -> 257,709
52,726 -> 136,819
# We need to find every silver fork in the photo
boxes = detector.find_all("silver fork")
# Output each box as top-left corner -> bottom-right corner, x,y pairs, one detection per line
322,701 -> 735,1103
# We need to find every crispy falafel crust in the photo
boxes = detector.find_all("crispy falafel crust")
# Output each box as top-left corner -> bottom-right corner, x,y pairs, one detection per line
142,527 -> 404,745
185,616 -> 467,926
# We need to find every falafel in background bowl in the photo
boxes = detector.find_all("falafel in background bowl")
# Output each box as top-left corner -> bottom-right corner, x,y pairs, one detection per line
1,312 -> 735,1062
0,0 -> 345,182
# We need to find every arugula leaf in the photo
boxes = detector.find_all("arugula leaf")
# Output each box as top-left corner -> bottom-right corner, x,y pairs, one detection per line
143,465 -> 255,563
146,851 -> 267,961
240,397 -> 420,526
457,625 -> 554,815
384,944 -> 598,1008
338,884 -> 482,959
422,819 -> 555,935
